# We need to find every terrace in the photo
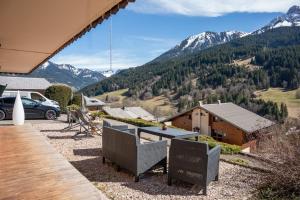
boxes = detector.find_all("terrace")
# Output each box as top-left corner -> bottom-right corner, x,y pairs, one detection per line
0,1 -> 272,199
6,116 -> 262,199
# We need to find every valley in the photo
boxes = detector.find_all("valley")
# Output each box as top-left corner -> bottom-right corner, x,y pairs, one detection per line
51,6 -> 300,121
255,88 -> 300,118
96,88 -> 176,117
81,26 -> 300,121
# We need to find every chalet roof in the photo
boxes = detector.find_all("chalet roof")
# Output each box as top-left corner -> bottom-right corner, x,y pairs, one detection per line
124,107 -> 155,121
0,0 -> 134,74
200,103 -> 275,133
83,96 -> 105,107
103,106 -> 155,121
103,107 -> 133,119
0,76 -> 51,90
164,102 -> 275,133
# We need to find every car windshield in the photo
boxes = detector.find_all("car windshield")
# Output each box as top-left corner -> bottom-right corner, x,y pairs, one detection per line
31,93 -> 46,102
22,98 -> 38,106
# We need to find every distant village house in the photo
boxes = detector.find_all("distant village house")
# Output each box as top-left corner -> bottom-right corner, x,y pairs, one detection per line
0,76 -> 51,94
163,101 -> 275,152
83,95 -> 106,111
103,106 -> 155,121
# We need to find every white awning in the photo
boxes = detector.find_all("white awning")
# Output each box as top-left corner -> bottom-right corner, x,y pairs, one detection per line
0,0 -> 134,74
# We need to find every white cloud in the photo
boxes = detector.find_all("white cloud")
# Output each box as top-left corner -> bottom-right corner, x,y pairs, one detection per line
51,49 -> 146,70
133,36 -> 172,43
132,35 -> 179,47
128,0 -> 299,17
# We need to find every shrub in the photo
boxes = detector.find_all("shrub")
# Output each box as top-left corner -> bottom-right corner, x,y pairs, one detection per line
45,85 -> 72,112
90,111 -> 107,119
70,93 -> 82,106
296,88 -> 300,99
199,135 -> 241,154
256,118 -> 300,200
104,116 -> 161,127
66,104 -> 80,111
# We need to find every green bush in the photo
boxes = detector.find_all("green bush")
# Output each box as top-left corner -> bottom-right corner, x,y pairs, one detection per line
70,93 -> 82,106
66,104 -> 80,111
90,111 -> 108,118
199,135 -> 241,154
104,116 -> 161,127
45,85 -> 72,112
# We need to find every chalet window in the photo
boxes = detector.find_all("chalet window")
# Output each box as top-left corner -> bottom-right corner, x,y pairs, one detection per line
214,117 -> 223,122
212,130 -> 226,141
188,115 -> 192,119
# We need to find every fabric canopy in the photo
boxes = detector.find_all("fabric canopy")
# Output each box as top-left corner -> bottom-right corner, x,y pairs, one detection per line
0,0 -> 134,74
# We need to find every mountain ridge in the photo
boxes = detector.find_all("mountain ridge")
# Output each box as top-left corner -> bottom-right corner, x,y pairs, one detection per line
154,5 -> 300,62
81,26 -> 300,96
29,61 -> 105,90
154,31 -> 249,62
253,5 -> 300,34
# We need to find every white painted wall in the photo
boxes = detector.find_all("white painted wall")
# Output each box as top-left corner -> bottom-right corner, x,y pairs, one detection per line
192,108 -> 201,130
200,110 -> 210,135
192,108 -> 210,135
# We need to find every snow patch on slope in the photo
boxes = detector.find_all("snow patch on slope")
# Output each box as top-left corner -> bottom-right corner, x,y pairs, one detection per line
253,5 -> 300,34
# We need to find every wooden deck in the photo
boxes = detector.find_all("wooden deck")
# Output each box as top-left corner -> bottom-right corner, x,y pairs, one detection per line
0,125 -> 107,200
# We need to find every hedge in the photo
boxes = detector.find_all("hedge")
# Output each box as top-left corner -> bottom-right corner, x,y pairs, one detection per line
70,93 -> 82,106
199,135 -> 241,154
45,85 -> 72,112
90,111 -> 160,127
104,115 -> 161,127
66,104 -> 80,111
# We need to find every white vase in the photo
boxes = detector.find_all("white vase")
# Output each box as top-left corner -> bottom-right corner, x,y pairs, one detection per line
13,91 -> 25,125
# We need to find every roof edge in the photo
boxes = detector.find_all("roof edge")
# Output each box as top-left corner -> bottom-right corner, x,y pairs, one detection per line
199,105 -> 275,134
162,106 -> 199,122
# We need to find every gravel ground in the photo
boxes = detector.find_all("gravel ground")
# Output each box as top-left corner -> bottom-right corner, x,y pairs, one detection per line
32,115 -> 261,200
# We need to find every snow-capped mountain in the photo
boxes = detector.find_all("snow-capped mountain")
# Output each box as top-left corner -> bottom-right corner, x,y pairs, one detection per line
29,61 -> 105,90
253,5 -> 300,34
153,5 -> 299,62
99,69 -> 122,77
154,31 -> 248,61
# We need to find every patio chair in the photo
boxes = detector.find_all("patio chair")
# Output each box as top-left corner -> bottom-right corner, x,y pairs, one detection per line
103,120 -> 132,131
73,109 -> 102,137
61,109 -> 81,132
168,138 -> 221,195
102,126 -> 167,182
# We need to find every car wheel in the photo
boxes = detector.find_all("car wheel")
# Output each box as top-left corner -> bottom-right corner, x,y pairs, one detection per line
45,110 -> 57,120
0,110 -> 5,121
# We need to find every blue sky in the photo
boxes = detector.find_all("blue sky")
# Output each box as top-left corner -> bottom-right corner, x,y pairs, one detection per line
51,0 -> 298,71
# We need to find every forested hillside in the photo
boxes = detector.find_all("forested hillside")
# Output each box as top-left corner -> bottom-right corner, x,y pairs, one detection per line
81,27 -> 300,121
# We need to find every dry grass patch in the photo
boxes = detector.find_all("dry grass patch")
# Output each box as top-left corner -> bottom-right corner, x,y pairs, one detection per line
232,57 -> 261,71
255,88 -> 300,118
96,89 -> 176,117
